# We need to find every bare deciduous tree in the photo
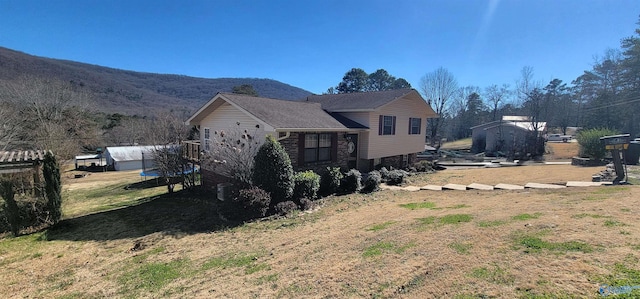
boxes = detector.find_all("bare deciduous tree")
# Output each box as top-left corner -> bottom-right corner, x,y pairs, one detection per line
419,67 -> 459,146
484,84 -> 511,121
0,76 -> 98,158
200,124 -> 265,188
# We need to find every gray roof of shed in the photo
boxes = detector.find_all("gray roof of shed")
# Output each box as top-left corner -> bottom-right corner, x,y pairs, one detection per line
303,89 -> 416,112
218,93 -> 349,130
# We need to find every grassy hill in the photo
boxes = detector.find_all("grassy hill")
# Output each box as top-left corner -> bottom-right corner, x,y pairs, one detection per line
0,47 -> 312,115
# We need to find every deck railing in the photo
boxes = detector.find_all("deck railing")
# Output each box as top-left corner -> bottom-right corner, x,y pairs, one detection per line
182,140 -> 201,162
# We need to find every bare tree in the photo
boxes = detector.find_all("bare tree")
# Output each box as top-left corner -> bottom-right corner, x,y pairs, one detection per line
145,111 -> 192,193
200,123 -> 265,188
484,84 -> 511,121
420,67 -> 459,146
0,76 -> 98,158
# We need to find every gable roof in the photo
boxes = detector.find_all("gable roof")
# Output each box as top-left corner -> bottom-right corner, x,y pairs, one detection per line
187,93 -> 349,131
303,89 -> 426,112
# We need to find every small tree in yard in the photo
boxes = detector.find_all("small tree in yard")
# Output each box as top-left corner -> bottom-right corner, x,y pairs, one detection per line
577,128 -> 618,161
201,125 -> 264,188
42,152 -> 62,224
153,146 -> 185,193
252,136 -> 294,204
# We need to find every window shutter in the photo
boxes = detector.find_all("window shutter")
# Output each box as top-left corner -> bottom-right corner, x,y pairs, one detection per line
418,118 -> 422,134
378,115 -> 383,135
298,133 -> 305,167
392,116 -> 396,135
408,118 -> 412,134
331,133 -> 338,162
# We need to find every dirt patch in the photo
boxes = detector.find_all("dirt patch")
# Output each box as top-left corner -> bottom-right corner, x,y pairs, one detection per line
409,164 -> 600,186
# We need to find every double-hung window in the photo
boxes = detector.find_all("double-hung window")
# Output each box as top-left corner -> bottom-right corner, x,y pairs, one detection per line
304,133 -> 332,163
379,115 -> 396,135
409,118 -> 421,135
204,127 -> 211,151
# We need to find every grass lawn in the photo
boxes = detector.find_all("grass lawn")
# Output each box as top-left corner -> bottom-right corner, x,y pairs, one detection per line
1,167 -> 640,298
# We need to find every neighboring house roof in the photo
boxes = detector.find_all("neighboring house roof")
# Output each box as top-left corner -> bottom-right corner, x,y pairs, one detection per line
187,93 -> 350,131
502,115 -> 531,122
304,89 -> 433,114
485,121 -> 547,132
105,145 -> 169,162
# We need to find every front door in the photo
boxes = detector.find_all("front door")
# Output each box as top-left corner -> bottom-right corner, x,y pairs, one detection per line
347,134 -> 358,169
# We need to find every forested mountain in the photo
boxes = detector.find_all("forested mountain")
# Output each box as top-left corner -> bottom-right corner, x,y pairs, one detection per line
0,47 -> 311,115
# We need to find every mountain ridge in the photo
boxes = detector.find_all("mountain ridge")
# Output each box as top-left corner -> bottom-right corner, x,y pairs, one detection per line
0,46 -> 312,115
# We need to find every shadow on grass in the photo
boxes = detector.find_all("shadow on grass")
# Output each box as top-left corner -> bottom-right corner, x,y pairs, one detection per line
45,189 -> 242,241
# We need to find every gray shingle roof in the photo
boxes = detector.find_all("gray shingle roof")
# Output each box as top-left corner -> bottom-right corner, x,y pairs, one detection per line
303,89 -> 416,112
219,93 -> 349,130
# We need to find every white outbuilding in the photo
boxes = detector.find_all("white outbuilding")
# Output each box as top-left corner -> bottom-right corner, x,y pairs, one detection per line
103,146 -> 159,171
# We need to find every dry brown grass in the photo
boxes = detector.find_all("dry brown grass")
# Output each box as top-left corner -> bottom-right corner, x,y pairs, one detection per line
546,142 -> 580,161
1,167 -> 639,298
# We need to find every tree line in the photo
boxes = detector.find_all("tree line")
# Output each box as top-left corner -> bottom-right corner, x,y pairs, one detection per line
417,17 -> 640,145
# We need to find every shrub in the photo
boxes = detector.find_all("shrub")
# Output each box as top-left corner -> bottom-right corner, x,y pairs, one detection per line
341,169 -> 362,194
234,187 -> 271,219
386,170 -> 406,185
413,160 -> 435,173
378,167 -> 390,181
319,167 -> 343,196
274,201 -> 298,216
299,198 -> 318,211
576,128 -> 618,160
362,171 -> 382,193
252,136 -> 294,204
292,171 -> 320,201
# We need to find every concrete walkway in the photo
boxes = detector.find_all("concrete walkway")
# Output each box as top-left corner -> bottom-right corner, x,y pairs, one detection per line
380,181 -> 613,192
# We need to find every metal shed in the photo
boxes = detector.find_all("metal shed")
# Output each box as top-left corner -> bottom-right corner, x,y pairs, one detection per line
103,146 -> 158,171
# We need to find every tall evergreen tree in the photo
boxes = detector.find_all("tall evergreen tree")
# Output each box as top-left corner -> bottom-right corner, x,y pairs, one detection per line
43,152 -> 62,224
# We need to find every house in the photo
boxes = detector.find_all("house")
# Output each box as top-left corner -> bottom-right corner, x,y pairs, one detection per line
471,116 -> 547,156
186,89 -> 437,181
103,145 -> 159,171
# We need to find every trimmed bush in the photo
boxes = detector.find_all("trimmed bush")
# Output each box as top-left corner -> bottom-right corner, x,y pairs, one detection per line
362,171 -> 382,193
252,136 -> 294,203
378,167 -> 390,181
341,169 -> 362,194
275,201 -> 298,216
576,128 -> 618,160
234,187 -> 271,219
319,166 -> 343,196
300,198 -> 318,211
386,170 -> 406,185
293,170 -> 320,201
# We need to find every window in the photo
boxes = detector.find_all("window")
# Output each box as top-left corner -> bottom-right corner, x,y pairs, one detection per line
304,133 -> 332,162
204,127 -> 211,151
409,118 -> 422,135
378,115 -> 396,135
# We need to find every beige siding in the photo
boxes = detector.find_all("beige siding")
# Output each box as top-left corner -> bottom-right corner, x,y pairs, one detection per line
199,103 -> 273,148
365,98 -> 428,159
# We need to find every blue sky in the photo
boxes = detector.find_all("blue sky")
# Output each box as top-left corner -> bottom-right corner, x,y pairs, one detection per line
1,0 -> 639,95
